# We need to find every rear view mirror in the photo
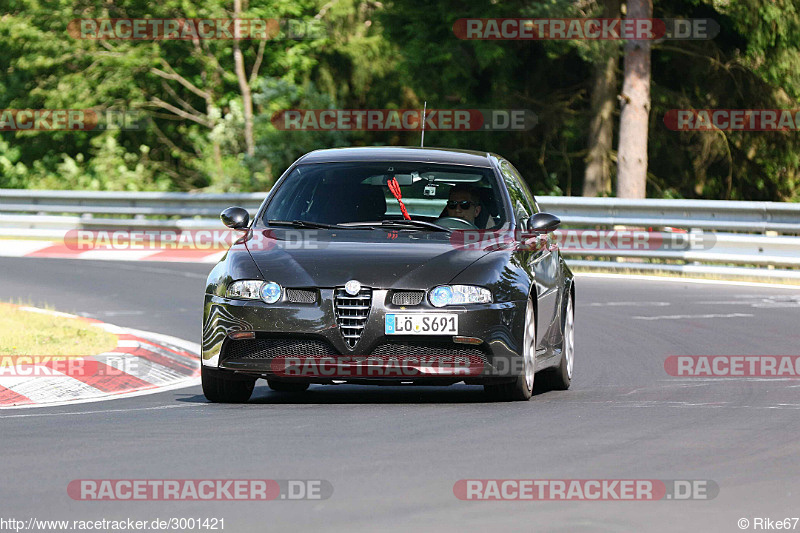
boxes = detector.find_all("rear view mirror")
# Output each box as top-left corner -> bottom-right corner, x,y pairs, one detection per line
388,173 -> 415,186
221,206 -> 250,230
362,173 -> 416,186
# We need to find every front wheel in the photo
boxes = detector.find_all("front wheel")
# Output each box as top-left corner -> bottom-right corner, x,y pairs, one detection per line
484,299 -> 535,401
202,366 -> 256,403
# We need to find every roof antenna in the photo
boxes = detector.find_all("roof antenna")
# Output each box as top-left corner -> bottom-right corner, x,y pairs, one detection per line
420,101 -> 427,148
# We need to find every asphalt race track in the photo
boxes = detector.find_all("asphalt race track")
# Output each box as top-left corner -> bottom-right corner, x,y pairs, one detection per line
1,256 -> 799,532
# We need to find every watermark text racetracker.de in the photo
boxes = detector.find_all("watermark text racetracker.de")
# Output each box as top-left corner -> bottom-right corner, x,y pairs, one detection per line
0,109 -> 144,131
68,479 -> 332,501
665,356 -> 800,378
63,229 -> 321,252
270,109 -> 537,131
270,355 -> 485,379
664,109 -> 800,131
0,356 -> 142,378
64,230 -> 241,251
69,18 -> 325,40
450,228 -> 715,253
454,479 -> 719,500
452,18 -> 719,40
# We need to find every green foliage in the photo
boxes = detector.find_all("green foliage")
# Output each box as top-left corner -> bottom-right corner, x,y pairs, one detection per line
0,0 -> 799,201
647,0 -> 800,200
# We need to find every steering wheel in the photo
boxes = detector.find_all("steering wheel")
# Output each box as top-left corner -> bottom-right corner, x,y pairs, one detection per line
434,216 -> 479,230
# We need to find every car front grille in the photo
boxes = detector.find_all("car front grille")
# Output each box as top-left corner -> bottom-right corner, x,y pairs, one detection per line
223,337 -> 338,361
334,287 -> 372,348
286,288 -> 317,304
391,290 -> 425,306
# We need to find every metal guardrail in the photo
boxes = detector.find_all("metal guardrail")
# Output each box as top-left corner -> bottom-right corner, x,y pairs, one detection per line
540,197 -> 800,233
3,191 -> 800,231
1,189 -> 799,281
0,189 -> 265,218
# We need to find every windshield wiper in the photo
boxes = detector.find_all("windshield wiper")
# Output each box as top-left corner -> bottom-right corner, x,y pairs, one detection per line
340,219 -> 452,233
267,219 -> 342,229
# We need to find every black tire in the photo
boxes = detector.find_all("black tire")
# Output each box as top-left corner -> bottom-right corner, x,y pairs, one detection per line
267,380 -> 310,393
484,299 -> 535,401
202,366 -> 256,403
539,292 -> 574,391
484,376 -> 531,402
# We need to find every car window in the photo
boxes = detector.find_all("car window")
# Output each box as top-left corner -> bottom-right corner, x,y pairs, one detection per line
498,159 -> 536,224
260,162 -> 508,228
504,161 -> 540,214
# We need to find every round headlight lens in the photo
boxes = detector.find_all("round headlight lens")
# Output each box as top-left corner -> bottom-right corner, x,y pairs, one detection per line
261,282 -> 282,304
429,286 -> 454,308
429,285 -> 492,307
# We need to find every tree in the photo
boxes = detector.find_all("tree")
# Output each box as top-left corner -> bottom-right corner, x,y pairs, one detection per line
583,0 -> 620,197
616,0 -> 652,198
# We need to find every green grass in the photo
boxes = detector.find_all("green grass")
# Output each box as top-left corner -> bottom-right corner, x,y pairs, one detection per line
0,302 -> 118,357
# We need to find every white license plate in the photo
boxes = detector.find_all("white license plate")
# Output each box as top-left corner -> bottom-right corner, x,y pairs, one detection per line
385,314 -> 458,335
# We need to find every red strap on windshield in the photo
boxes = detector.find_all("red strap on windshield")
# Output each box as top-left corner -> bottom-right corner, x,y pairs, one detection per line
387,177 -> 411,220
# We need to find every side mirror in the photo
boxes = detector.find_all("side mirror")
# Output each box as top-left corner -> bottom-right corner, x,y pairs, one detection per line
528,212 -> 560,233
221,206 -> 250,230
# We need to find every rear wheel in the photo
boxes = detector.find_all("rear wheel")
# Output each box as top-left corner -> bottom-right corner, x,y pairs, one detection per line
202,366 -> 256,403
267,380 -> 310,393
484,299 -> 535,401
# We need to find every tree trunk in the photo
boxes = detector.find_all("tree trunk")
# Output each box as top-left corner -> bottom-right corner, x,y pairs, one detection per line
233,0 -> 255,158
583,0 -> 620,197
616,0 -> 651,198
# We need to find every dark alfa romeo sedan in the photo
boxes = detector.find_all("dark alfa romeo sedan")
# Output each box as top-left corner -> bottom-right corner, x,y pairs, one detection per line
202,147 -> 575,402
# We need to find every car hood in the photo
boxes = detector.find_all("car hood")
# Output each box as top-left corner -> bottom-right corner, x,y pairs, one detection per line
244,228 -> 492,289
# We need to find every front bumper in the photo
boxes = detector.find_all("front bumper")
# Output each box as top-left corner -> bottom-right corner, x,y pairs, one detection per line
201,290 -> 527,383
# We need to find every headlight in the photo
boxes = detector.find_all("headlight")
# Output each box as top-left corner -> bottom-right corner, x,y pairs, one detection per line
261,282 -> 282,304
429,285 -> 492,307
226,280 -> 264,300
226,280 -> 283,304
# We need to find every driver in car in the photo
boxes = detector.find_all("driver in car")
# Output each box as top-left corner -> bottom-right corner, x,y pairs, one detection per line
446,184 -> 495,228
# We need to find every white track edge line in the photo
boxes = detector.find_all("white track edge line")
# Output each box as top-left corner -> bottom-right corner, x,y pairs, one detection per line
574,272 -> 800,291
0,376 -> 201,410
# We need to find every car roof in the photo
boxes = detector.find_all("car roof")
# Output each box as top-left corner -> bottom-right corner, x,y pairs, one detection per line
296,146 -> 495,168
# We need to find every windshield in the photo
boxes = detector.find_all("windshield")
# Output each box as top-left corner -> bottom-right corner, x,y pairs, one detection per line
260,162 -> 508,230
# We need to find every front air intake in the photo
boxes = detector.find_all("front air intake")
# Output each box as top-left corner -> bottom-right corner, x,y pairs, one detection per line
286,288 -> 317,304
391,290 -> 424,306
